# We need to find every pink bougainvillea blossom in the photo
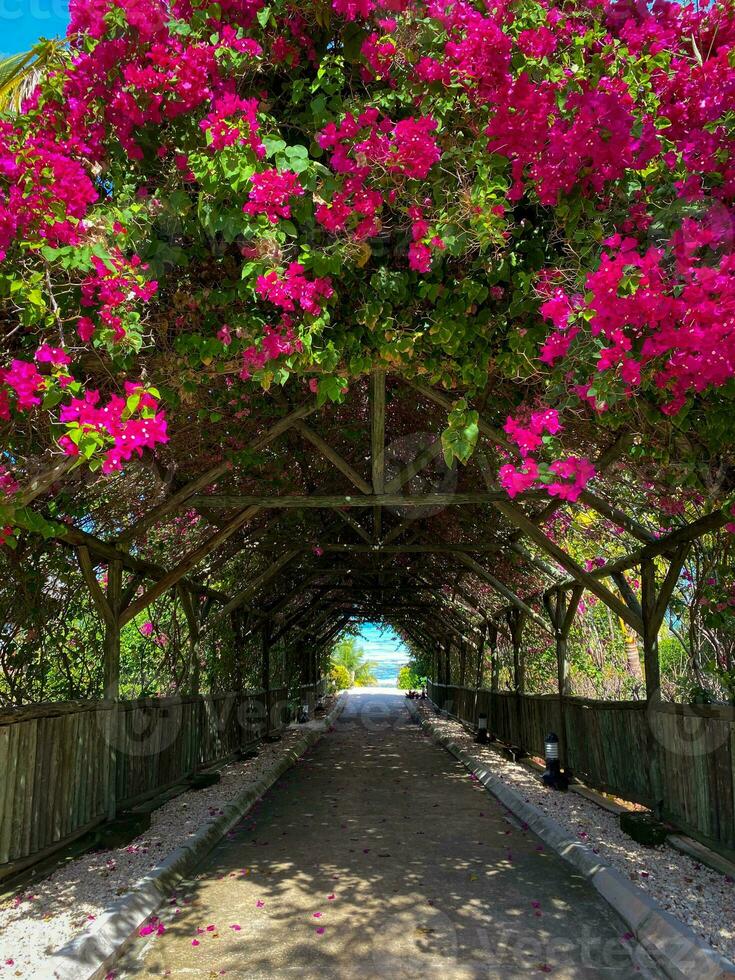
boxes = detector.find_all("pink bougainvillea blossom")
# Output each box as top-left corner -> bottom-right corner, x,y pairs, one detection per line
34,345 -> 72,366
318,110 -> 441,181
256,264 -> 333,316
243,169 -> 304,223
0,360 -> 45,414
58,383 -> 168,473
200,93 -> 264,155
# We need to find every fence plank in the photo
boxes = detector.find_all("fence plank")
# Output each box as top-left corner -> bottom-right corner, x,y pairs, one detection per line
428,680 -> 735,852
0,690 -> 286,875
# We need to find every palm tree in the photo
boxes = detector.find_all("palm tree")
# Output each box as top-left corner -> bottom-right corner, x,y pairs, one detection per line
331,636 -> 378,687
0,40 -> 65,114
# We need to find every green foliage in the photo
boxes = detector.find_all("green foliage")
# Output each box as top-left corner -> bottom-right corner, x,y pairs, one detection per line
441,400 -> 479,468
0,41 -> 64,113
328,663 -> 351,691
330,636 -> 378,687
397,665 -> 424,690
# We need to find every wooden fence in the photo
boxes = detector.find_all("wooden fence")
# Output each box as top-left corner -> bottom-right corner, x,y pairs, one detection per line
428,681 -> 735,853
0,685 -> 294,877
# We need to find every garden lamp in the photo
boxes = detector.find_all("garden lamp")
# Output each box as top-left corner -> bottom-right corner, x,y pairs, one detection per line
475,713 -> 488,744
542,732 -> 568,791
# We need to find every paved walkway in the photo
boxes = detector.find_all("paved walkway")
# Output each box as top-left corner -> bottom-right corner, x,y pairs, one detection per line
119,689 -> 657,978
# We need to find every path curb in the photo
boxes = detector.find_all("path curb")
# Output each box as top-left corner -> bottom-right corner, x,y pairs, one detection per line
407,701 -> 735,980
46,694 -> 346,980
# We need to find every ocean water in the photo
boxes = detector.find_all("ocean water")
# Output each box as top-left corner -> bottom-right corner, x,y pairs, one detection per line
371,658 -> 408,687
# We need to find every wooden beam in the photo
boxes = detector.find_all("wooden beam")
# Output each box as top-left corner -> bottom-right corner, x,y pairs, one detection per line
492,498 -> 644,633
116,400 -> 318,544
188,491 -> 544,510
270,589 -> 335,645
651,545 -> 688,635
16,456 -> 77,507
508,541 -> 563,582
77,546 -> 115,629
562,583 -> 584,637
576,491 -> 656,544
612,571 -> 643,619
293,420 -> 372,495
380,518 -> 415,545
334,508 -> 373,544
384,437 -> 444,493
41,522 -> 229,603
560,506 -> 732,586
321,543 -> 508,554
120,505 -> 261,625
214,547 -> 304,621
455,553 -> 553,635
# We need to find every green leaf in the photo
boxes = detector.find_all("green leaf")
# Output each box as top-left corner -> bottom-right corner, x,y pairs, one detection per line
441,404 -> 479,467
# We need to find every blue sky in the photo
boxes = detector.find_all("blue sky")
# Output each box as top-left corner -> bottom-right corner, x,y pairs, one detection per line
2,3 -> 69,55
354,622 -> 409,686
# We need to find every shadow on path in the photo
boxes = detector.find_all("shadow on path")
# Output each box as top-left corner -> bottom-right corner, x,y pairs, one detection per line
118,688 -> 657,979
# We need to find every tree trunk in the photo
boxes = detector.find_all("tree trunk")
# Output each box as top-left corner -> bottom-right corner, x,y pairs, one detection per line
620,618 -> 643,680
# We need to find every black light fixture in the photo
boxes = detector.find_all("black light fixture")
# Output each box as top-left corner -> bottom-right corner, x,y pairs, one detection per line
542,732 -> 568,791
297,703 -> 310,724
475,713 -> 489,744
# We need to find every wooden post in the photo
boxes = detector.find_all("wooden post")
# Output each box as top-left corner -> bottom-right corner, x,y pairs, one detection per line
178,587 -> 202,696
231,610 -> 246,701
611,549 -> 687,817
489,623 -> 499,692
459,639 -> 467,688
77,549 -> 151,820
506,608 -> 527,694
544,585 -> 582,768
262,621 -> 271,735
105,560 -> 122,821
506,607 -> 527,748
474,623 -> 486,689
641,558 -> 664,816
104,560 -> 123,700
230,609 -> 247,747
641,559 -> 661,700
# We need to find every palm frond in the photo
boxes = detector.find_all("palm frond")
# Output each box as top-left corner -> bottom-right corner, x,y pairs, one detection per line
0,40 -> 65,114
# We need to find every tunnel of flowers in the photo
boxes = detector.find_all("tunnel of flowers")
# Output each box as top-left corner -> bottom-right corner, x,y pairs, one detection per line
0,0 -> 734,872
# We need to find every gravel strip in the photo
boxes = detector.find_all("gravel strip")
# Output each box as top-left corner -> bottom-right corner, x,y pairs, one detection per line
417,703 -> 735,963
0,710 -> 335,978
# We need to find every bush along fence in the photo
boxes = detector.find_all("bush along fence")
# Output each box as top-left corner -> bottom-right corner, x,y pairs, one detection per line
0,677 -> 327,879
427,680 -> 735,854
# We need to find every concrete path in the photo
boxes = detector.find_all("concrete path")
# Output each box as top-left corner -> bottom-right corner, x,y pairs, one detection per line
118,689 -> 657,979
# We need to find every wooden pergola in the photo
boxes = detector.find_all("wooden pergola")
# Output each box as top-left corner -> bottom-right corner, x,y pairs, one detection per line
15,370 -> 730,708
3,369 -> 735,871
